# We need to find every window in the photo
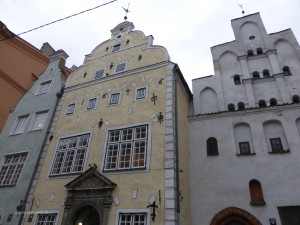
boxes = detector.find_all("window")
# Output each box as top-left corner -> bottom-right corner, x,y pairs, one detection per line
104,125 -> 148,171
11,115 -> 29,135
270,138 -> 283,152
252,71 -> 260,79
118,213 -> 147,225
50,134 -> 90,176
94,69 -> 105,79
31,111 -> 48,131
135,87 -> 147,100
247,50 -> 254,56
233,75 -> 241,85
35,213 -> 57,225
249,179 -> 265,206
283,66 -> 291,75
115,63 -> 126,73
292,95 -> 300,103
239,142 -> 251,155
66,103 -> 76,115
112,44 -> 121,52
86,98 -> 98,110
36,80 -> 52,95
207,137 -> 218,156
256,48 -> 263,54
228,103 -> 235,111
263,69 -> 270,78
238,102 -> 245,110
0,152 -> 28,186
109,93 -> 121,105
270,98 -> 277,106
258,100 -> 266,108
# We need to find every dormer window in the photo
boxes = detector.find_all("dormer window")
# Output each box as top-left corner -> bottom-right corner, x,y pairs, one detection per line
112,44 -> 121,52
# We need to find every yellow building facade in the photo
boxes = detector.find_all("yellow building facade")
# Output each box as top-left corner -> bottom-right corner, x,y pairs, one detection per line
23,21 -> 191,225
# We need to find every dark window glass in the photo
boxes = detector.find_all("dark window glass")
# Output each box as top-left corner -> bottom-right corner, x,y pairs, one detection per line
270,98 -> 277,106
252,71 -> 260,79
258,100 -> 266,108
238,102 -> 245,110
239,142 -> 250,155
247,50 -> 254,56
270,138 -> 283,152
256,48 -> 263,54
207,137 -> 218,156
228,104 -> 235,111
263,69 -> 270,78
234,75 -> 241,85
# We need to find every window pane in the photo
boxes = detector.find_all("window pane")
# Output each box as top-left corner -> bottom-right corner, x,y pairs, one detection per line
112,44 -> 121,52
136,88 -> 146,99
110,93 -> 120,105
116,63 -> 126,73
95,69 -> 105,79
32,111 -> 48,130
87,98 -> 97,110
14,115 -> 29,134
105,144 -> 119,170
36,80 -> 52,95
66,104 -> 75,115
118,143 -> 132,169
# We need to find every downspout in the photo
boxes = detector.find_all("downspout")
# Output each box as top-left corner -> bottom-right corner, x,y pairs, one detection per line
19,86 -> 64,225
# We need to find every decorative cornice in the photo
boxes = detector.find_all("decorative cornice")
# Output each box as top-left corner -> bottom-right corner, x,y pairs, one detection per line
0,69 -> 26,93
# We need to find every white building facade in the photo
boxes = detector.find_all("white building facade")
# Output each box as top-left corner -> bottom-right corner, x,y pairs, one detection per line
189,13 -> 300,225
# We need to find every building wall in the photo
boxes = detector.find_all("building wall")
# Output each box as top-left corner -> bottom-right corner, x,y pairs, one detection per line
190,13 -> 300,225
0,21 -> 49,132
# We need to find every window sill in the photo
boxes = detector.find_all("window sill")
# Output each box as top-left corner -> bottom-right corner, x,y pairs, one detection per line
269,149 -> 290,154
207,153 -> 219,156
48,172 -> 82,179
102,168 -> 148,174
0,184 -> 16,188
236,152 -> 256,156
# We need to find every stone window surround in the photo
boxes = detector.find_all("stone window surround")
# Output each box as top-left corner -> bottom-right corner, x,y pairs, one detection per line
9,114 -> 30,135
114,208 -> 151,225
65,102 -> 77,116
85,97 -> 99,111
108,92 -> 122,106
28,110 -> 49,132
94,68 -> 106,80
134,86 -> 148,101
32,210 -> 60,225
114,62 -> 127,74
35,79 -> 52,95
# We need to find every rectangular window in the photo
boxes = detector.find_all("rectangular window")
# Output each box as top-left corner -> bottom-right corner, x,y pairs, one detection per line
104,125 -> 148,171
270,138 -> 283,152
239,142 -> 251,155
115,63 -> 126,73
135,87 -> 147,100
118,213 -> 147,225
50,134 -> 90,176
0,152 -> 28,186
94,69 -> 105,79
87,98 -> 98,110
66,103 -> 76,115
32,111 -> 48,131
36,80 -> 52,95
12,115 -> 29,135
109,93 -> 121,105
35,213 -> 57,225
112,44 -> 121,52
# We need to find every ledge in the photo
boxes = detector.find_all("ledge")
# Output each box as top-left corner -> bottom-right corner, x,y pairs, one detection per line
236,152 -> 256,156
268,149 -> 290,154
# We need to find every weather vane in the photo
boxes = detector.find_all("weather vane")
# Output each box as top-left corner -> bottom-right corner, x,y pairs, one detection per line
237,4 -> 245,16
122,3 -> 130,20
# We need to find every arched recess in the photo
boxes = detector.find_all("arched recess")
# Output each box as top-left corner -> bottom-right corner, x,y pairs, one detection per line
74,205 -> 100,225
295,118 -> 300,136
249,179 -> 266,206
210,207 -> 262,225
199,87 -> 219,114
239,21 -> 266,49
274,39 -> 300,70
233,123 -> 255,155
263,120 -> 289,153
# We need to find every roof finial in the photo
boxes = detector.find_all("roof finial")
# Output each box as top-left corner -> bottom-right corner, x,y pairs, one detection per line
237,4 -> 245,16
122,3 -> 130,20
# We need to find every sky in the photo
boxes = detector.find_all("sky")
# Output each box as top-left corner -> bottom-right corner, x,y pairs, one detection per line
1,0 -> 300,89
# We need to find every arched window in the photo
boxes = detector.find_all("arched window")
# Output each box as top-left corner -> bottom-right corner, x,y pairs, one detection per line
249,179 -> 266,206
247,50 -> 254,56
263,69 -> 270,78
252,71 -> 260,79
256,48 -> 263,54
228,103 -> 235,111
258,100 -> 266,108
238,102 -> 245,110
207,137 -> 218,156
283,66 -> 291,75
233,75 -> 241,85
270,98 -> 277,106
292,95 -> 300,103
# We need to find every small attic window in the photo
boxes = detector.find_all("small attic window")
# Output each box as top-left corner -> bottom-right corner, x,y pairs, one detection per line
249,36 -> 255,40
247,50 -> 254,56
112,44 -> 121,52
117,35 -> 121,39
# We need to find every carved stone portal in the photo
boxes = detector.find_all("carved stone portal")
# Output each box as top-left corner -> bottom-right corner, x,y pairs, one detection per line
61,167 -> 116,225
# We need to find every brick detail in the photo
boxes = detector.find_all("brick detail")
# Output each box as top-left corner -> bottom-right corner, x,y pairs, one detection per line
210,207 -> 262,225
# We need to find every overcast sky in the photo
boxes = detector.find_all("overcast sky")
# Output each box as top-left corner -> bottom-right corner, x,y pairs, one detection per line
1,0 -> 299,89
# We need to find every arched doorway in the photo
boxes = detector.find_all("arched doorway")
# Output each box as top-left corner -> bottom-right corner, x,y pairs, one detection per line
210,207 -> 262,225
74,206 -> 100,225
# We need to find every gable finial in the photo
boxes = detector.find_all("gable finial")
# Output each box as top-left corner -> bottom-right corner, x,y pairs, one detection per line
237,4 -> 245,16
122,3 -> 130,20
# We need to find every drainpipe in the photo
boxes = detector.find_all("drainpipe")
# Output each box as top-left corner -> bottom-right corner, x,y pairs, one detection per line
19,86 -> 64,225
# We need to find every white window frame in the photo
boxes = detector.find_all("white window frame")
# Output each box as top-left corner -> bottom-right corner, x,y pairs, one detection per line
29,110 -> 49,131
49,133 -> 91,177
134,87 -> 148,101
114,62 -> 127,74
33,210 -> 60,225
10,114 -> 30,135
112,44 -> 121,52
94,69 -> 106,80
35,80 -> 52,95
65,103 -> 77,116
101,123 -> 151,173
86,97 -> 99,111
0,151 -> 28,186
114,208 -> 151,225
108,92 -> 122,106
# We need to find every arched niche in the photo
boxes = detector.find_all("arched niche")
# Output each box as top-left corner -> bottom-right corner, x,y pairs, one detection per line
249,179 -> 266,206
263,120 -> 289,153
274,39 -> 300,70
219,51 -> 241,78
199,87 -> 219,114
233,123 -> 255,155
239,21 -> 266,49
